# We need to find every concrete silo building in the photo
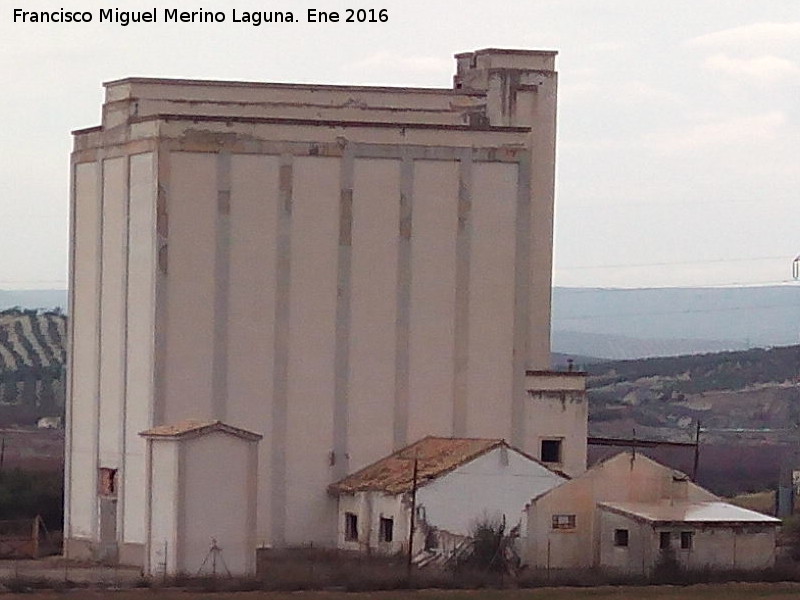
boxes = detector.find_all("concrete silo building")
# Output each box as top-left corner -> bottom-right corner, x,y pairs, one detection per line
66,48 -> 586,573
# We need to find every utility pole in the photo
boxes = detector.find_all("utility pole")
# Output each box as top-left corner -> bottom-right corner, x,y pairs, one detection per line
692,421 -> 701,481
406,454 -> 419,578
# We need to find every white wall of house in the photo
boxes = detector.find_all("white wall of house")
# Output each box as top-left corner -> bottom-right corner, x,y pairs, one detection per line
338,492 -> 409,555
336,446 -> 564,555
417,447 -> 564,536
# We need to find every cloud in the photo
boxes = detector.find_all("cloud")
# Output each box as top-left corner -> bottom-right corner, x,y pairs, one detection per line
703,53 -> 800,83
687,22 -> 800,49
344,53 -> 451,75
561,79 -> 683,106
651,111 -> 786,153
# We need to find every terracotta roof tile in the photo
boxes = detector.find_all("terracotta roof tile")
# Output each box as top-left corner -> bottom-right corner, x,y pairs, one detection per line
329,436 -> 506,495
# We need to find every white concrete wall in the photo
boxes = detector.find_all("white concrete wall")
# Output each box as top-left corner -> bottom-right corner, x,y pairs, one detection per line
163,152 -> 216,423
597,510 -> 653,574
69,161 -> 102,541
466,163 -> 517,438
147,440 -> 178,575
284,156 -> 340,546
348,158 -> 401,471
337,492 -> 408,555
407,160 -> 458,440
123,152 -> 157,549
98,157 -> 127,470
226,154 -> 279,547
417,447 -> 563,536
525,391 -> 588,477
180,432 -> 256,575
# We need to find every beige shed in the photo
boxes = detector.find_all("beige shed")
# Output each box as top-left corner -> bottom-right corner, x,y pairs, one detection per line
523,451 -> 779,573
597,500 -> 779,573
140,420 -> 261,576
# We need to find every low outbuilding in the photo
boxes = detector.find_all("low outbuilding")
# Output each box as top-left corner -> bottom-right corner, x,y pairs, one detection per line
523,451 -> 779,574
328,436 -> 565,561
139,420 -> 261,576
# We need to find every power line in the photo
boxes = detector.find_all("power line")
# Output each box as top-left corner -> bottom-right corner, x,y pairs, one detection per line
553,301 -> 800,322
555,279 -> 797,291
556,255 -> 791,271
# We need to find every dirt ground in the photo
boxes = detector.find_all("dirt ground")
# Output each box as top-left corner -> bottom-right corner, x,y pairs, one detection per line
3,583 -> 800,600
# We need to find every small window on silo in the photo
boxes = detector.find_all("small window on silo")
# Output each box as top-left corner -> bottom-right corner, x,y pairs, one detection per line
541,439 -> 562,464
98,468 -> 117,497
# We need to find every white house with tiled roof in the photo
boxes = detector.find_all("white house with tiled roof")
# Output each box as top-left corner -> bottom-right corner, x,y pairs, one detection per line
328,436 -> 565,557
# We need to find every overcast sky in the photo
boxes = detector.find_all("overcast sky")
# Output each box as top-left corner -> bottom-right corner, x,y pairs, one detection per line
1,1 -> 798,289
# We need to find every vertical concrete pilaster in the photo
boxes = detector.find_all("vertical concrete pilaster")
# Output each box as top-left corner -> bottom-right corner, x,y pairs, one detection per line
212,152 -> 232,421
333,144 -> 355,481
393,153 -> 413,449
452,151 -> 472,437
512,155 -> 532,447
270,154 -> 293,546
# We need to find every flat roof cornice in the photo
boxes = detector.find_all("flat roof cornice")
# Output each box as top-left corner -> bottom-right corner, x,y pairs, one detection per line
103,77 -> 485,97
455,48 -> 558,58
127,113 -> 531,133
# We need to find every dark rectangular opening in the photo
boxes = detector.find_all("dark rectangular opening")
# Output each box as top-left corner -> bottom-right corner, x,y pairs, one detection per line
614,528 -> 629,547
344,512 -> 358,541
540,439 -> 562,463
660,531 -> 671,549
681,531 -> 693,549
379,516 -> 394,543
98,467 -> 118,497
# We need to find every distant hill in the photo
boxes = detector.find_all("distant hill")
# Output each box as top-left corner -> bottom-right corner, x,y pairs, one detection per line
0,289 -> 68,312
0,309 -> 66,426
4,285 -> 799,360
552,330 -> 745,361
553,285 -> 800,359
586,344 -> 800,495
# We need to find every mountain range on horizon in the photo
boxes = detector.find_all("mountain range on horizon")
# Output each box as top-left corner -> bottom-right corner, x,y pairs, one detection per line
2,285 -> 798,361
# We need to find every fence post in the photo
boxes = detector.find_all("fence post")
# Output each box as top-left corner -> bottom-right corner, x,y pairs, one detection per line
31,516 -> 40,558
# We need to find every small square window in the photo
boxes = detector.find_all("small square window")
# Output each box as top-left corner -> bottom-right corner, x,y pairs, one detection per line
660,531 -> 671,549
541,439 -> 562,463
681,531 -> 693,549
552,514 -> 576,530
344,512 -> 358,541
379,517 -> 394,543
614,528 -> 629,547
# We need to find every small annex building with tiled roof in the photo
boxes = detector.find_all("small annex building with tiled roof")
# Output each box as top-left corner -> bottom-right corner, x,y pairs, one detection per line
328,436 -> 565,559
138,420 -> 262,576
